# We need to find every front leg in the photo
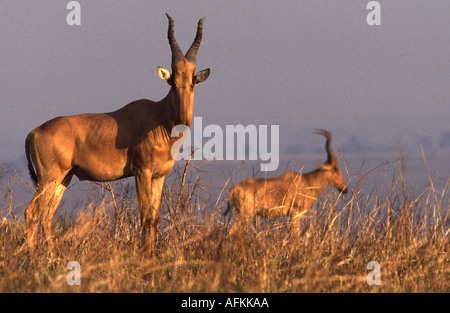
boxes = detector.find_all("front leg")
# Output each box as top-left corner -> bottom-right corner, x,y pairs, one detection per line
135,169 -> 165,254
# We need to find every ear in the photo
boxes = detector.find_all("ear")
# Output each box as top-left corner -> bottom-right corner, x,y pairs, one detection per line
158,66 -> 171,81
317,163 -> 332,171
194,68 -> 210,85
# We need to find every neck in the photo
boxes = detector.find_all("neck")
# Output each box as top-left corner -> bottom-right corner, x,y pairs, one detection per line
304,169 -> 329,197
159,87 -> 194,138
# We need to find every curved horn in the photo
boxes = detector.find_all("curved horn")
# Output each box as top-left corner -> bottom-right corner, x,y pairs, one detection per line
185,17 -> 206,64
314,129 -> 336,163
166,13 -> 184,64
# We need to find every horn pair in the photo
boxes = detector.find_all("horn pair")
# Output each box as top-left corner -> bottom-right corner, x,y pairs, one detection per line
166,13 -> 205,64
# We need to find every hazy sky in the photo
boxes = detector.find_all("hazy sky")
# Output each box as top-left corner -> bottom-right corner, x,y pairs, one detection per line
1,1 -> 449,161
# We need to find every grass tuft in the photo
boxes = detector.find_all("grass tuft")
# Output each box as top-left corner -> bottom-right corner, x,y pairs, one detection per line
0,156 -> 448,292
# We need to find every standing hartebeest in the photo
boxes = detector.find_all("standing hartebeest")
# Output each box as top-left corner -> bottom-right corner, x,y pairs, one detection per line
24,14 -> 210,255
226,129 -> 348,234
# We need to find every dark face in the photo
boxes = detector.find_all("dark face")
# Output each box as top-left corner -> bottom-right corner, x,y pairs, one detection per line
330,162 -> 348,194
158,61 -> 210,90
171,61 -> 210,90
334,168 -> 348,194
320,160 -> 348,194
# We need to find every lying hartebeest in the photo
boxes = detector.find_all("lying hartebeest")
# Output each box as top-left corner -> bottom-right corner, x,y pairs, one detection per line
226,129 -> 348,234
24,14 -> 210,255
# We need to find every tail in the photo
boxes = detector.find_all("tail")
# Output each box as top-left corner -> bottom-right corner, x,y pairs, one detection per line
25,133 -> 38,187
224,189 -> 234,216
224,200 -> 232,216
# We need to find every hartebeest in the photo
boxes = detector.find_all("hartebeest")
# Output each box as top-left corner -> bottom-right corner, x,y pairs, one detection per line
226,129 -> 348,234
24,14 -> 210,255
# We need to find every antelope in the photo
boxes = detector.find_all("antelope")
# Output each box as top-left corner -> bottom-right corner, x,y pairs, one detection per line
23,14 -> 210,255
225,129 -> 348,234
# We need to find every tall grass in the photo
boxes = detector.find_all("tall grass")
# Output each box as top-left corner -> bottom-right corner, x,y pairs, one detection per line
0,155 -> 448,292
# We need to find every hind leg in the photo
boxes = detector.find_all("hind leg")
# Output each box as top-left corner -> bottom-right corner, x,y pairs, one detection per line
24,174 -> 70,256
41,175 -> 72,257
24,192 -> 44,254
25,183 -> 57,254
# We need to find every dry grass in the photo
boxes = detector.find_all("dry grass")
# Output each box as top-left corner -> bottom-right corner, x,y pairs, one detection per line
0,156 -> 448,293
